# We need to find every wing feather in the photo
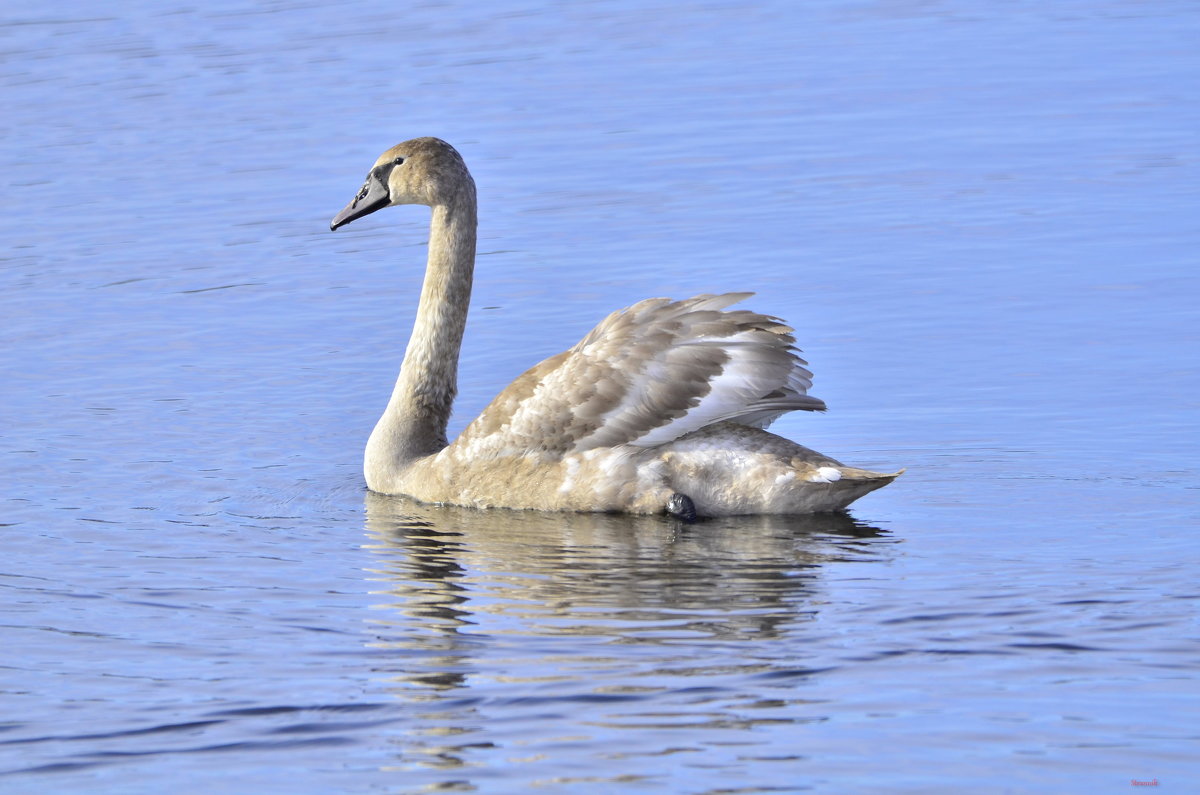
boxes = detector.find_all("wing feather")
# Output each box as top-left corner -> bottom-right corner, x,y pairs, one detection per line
454,293 -> 825,457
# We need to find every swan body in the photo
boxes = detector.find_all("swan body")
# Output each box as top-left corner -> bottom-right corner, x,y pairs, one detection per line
331,137 -> 898,517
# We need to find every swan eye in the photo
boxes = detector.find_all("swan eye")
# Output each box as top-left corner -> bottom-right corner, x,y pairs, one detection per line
393,157 -> 405,165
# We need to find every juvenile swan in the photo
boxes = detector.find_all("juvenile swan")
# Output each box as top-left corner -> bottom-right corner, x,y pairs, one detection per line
331,137 -> 898,518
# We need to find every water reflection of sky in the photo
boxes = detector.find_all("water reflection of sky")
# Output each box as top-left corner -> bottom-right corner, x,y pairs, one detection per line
1,0 -> 1196,791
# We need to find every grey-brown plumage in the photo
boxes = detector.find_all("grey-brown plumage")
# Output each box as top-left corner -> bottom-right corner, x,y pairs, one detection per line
331,137 -> 899,516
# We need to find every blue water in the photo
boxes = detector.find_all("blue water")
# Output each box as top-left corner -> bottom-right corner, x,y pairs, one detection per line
2,1 -> 1197,792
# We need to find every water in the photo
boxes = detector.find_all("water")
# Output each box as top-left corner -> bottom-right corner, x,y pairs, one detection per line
2,0 -> 1197,792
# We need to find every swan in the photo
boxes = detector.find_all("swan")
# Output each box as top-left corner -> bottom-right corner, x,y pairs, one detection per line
330,137 -> 898,519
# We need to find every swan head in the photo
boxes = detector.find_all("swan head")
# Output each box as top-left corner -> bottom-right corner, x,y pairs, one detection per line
330,137 -> 474,231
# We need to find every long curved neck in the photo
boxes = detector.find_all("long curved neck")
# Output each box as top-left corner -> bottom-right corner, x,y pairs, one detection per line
367,191 -> 477,483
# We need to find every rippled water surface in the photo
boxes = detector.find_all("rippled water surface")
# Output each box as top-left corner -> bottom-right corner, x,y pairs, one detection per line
2,1 -> 1198,792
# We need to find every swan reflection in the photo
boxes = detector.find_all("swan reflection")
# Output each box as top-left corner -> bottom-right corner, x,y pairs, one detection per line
361,494 -> 893,773
363,494 -> 890,666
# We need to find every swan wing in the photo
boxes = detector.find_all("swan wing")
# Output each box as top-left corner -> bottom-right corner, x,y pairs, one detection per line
456,293 -> 825,456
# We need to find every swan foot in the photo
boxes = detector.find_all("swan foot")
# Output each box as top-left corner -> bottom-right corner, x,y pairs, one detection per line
666,492 -> 698,523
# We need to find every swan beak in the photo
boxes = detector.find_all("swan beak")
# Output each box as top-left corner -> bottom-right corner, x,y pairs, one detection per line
330,173 -> 391,231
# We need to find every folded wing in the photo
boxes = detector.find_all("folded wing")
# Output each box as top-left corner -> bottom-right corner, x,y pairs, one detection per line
456,293 -> 825,457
